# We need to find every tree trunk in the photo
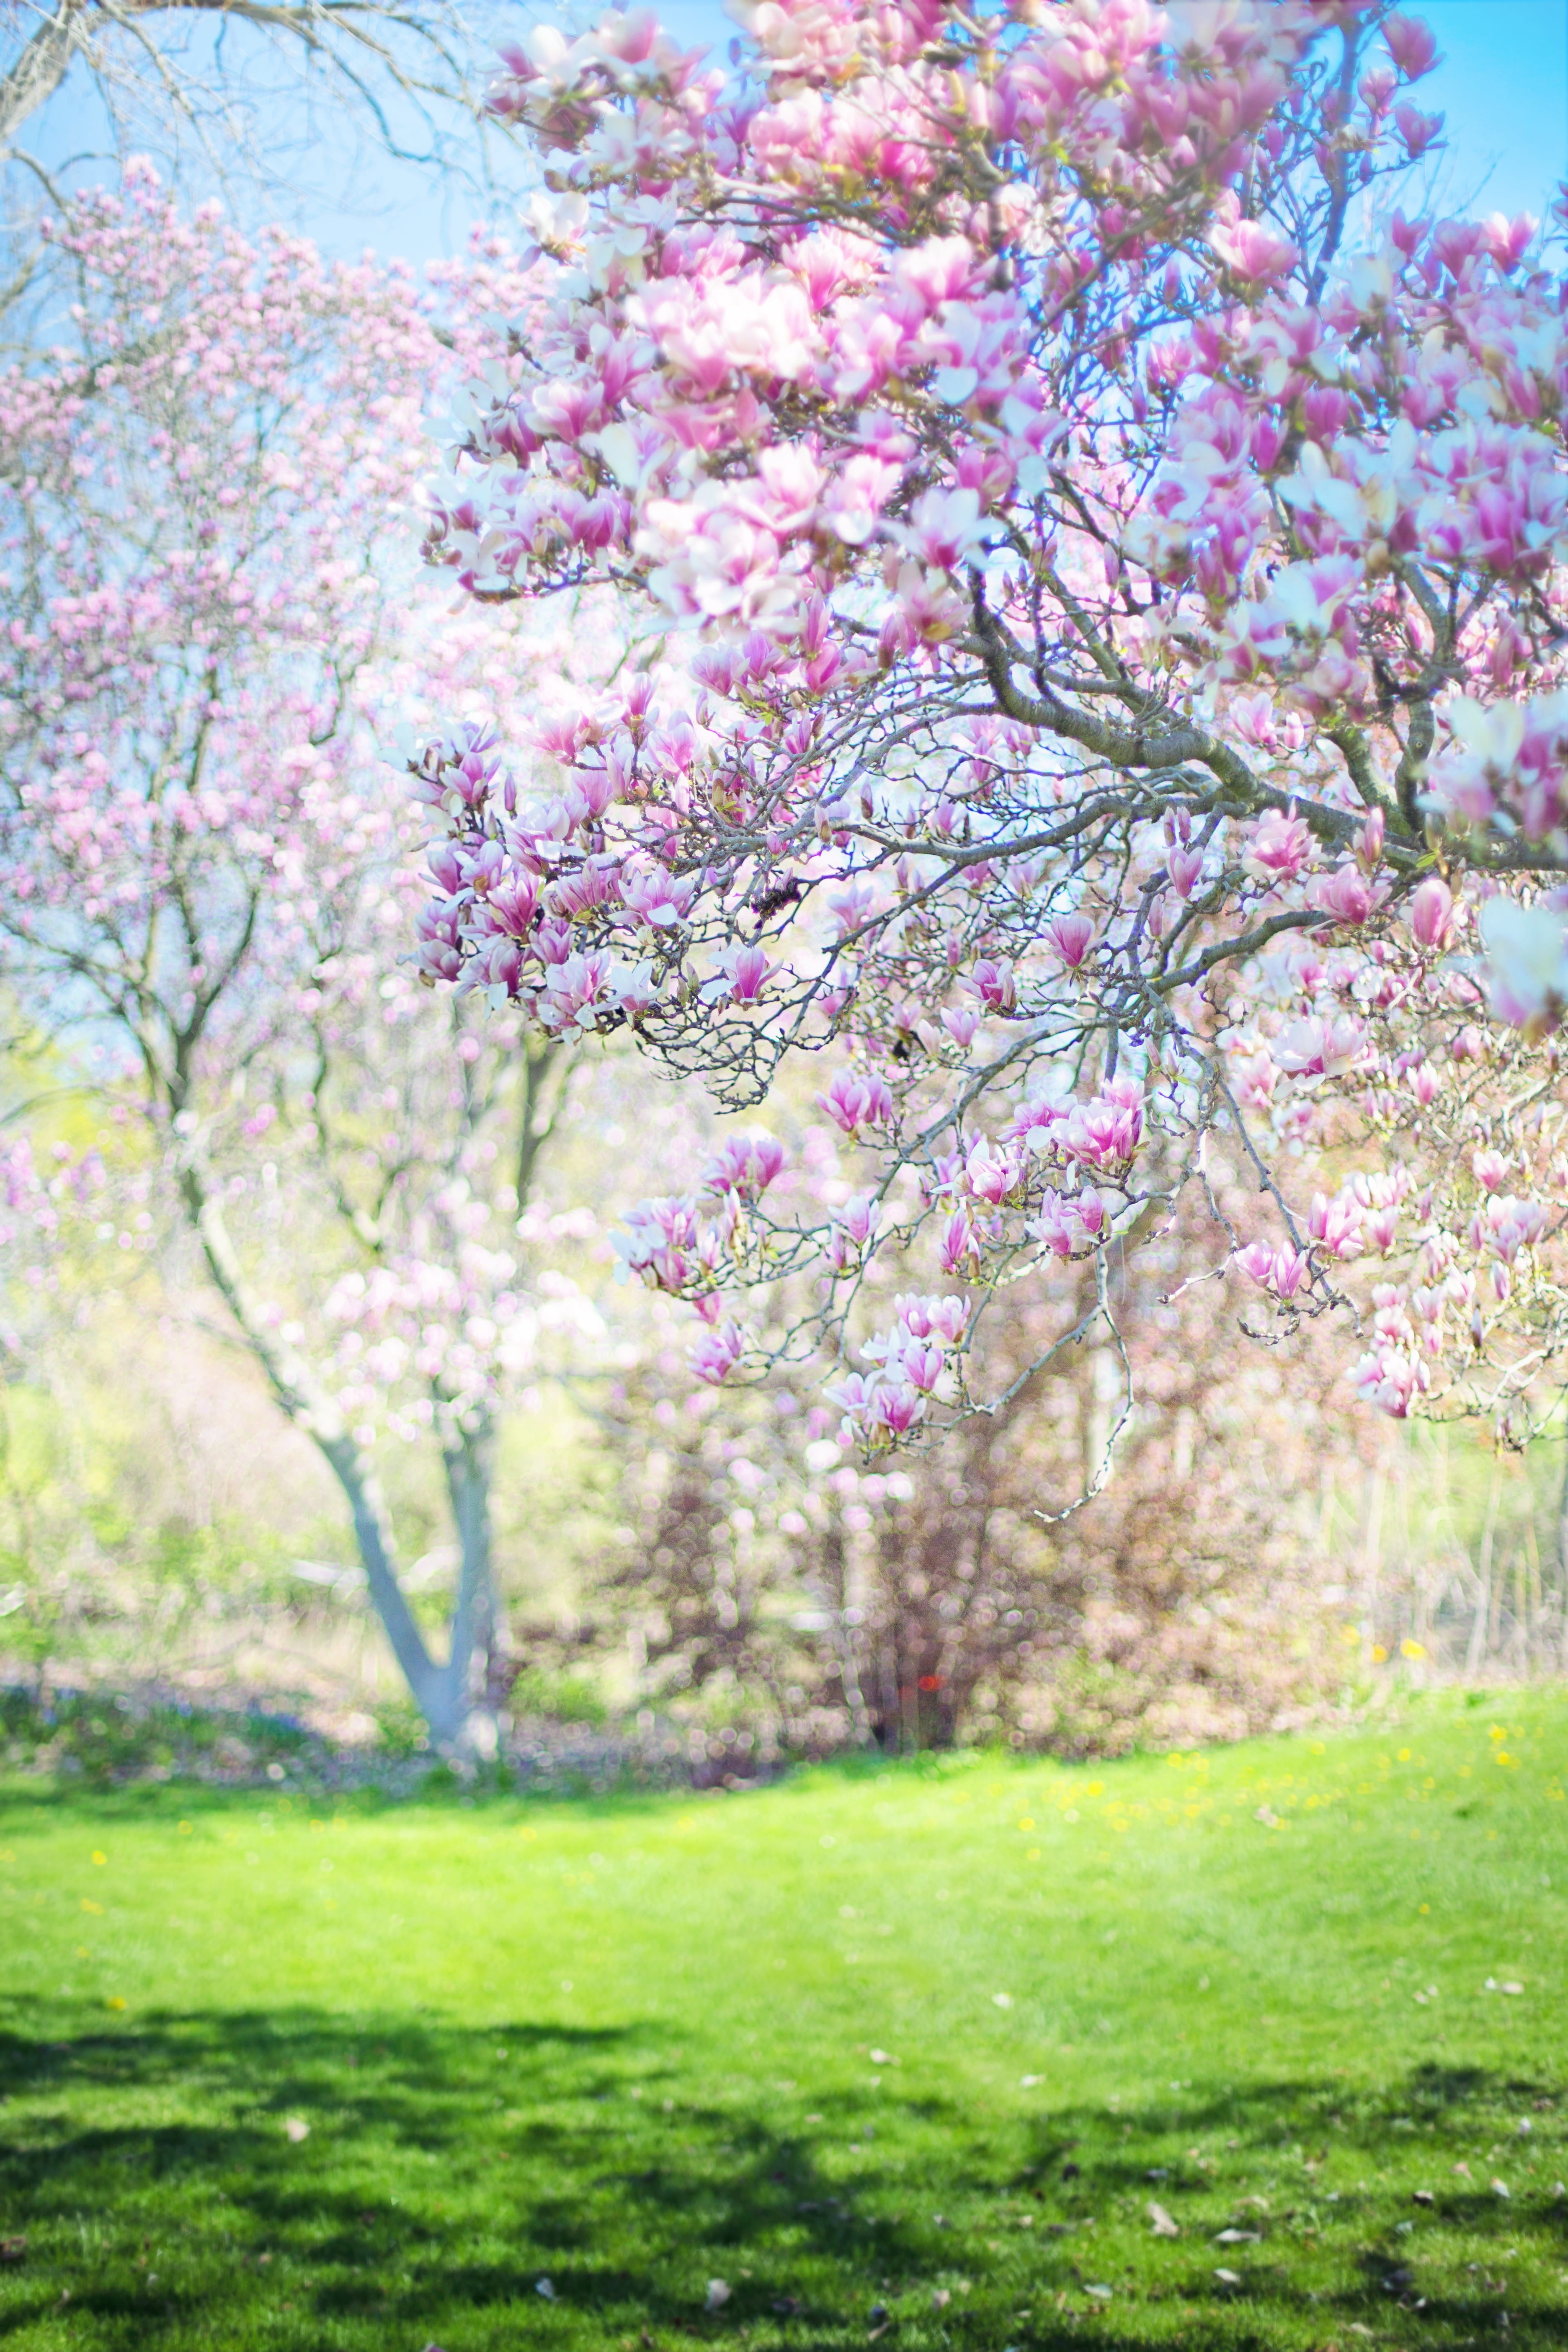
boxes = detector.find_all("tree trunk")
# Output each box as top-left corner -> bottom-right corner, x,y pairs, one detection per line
315,1428 -> 452,1731
174,1152 -> 475,1744
0,1 -> 85,153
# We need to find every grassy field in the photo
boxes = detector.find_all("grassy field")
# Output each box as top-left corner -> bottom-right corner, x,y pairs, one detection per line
1,1691 -> 1565,2352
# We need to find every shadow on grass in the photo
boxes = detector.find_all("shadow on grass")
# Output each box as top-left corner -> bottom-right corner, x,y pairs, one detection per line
0,2001 -> 1564,2348
0,1998 -> 964,2344
1012,2062 -> 1567,2347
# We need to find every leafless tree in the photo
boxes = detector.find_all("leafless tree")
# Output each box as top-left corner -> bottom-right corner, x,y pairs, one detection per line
2,2 -> 518,210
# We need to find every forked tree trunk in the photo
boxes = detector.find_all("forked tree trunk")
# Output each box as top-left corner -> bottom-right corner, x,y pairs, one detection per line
166,1039 -> 566,1750
176,1152 -> 487,1750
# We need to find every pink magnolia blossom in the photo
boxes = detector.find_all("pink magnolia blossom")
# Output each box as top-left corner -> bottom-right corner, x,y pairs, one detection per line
1167,845 -> 1205,899
826,1191 -> 882,1271
1060,1087 -> 1143,1169
621,861 -> 697,927
1353,1343 -> 1428,1418
1210,216 -> 1298,287
896,1293 -> 967,1346
692,1318 -> 746,1384
1310,864 -> 1380,925
1043,914 -> 1095,969
899,1342 -> 946,1394
940,1209 -> 981,1277
1309,1190 -> 1365,1259
1274,1014 -> 1367,1081
969,956 -> 1018,1011
963,1139 -> 1020,1205
1236,1242 -> 1310,1299
1478,897 -> 1568,1033
1383,13 -> 1441,79
816,1069 -> 894,1134
1407,876 -> 1454,950
871,1381 -> 924,1438
1031,1190 -> 1094,1260
704,1133 -> 786,1201
1475,1194 -> 1548,1265
702,942 -> 776,1003
1243,811 -> 1314,888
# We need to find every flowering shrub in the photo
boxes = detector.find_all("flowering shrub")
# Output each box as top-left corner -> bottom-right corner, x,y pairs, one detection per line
406,1 -> 1568,1457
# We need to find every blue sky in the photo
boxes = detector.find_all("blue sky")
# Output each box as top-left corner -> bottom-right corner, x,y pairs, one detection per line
1418,0 -> 1566,220
29,1 -> 1568,259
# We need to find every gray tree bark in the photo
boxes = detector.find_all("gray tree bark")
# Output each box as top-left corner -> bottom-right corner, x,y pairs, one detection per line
0,0 -> 86,152
177,1150 -> 485,1747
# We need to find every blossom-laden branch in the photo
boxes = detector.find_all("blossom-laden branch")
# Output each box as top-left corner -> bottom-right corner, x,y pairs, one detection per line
404,0 -> 1568,1454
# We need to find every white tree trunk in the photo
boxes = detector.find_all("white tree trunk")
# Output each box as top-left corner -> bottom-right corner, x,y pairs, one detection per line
177,1154 -> 479,1746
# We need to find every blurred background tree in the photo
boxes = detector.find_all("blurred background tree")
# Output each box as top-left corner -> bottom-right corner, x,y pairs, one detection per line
0,171 -> 689,1747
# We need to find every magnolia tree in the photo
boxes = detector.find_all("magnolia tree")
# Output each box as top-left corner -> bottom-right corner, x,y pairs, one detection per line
0,171 -> 642,1744
408,0 -> 1568,1474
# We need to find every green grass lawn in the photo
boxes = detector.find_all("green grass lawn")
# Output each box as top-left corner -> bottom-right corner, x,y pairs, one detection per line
1,1691 -> 1566,2352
